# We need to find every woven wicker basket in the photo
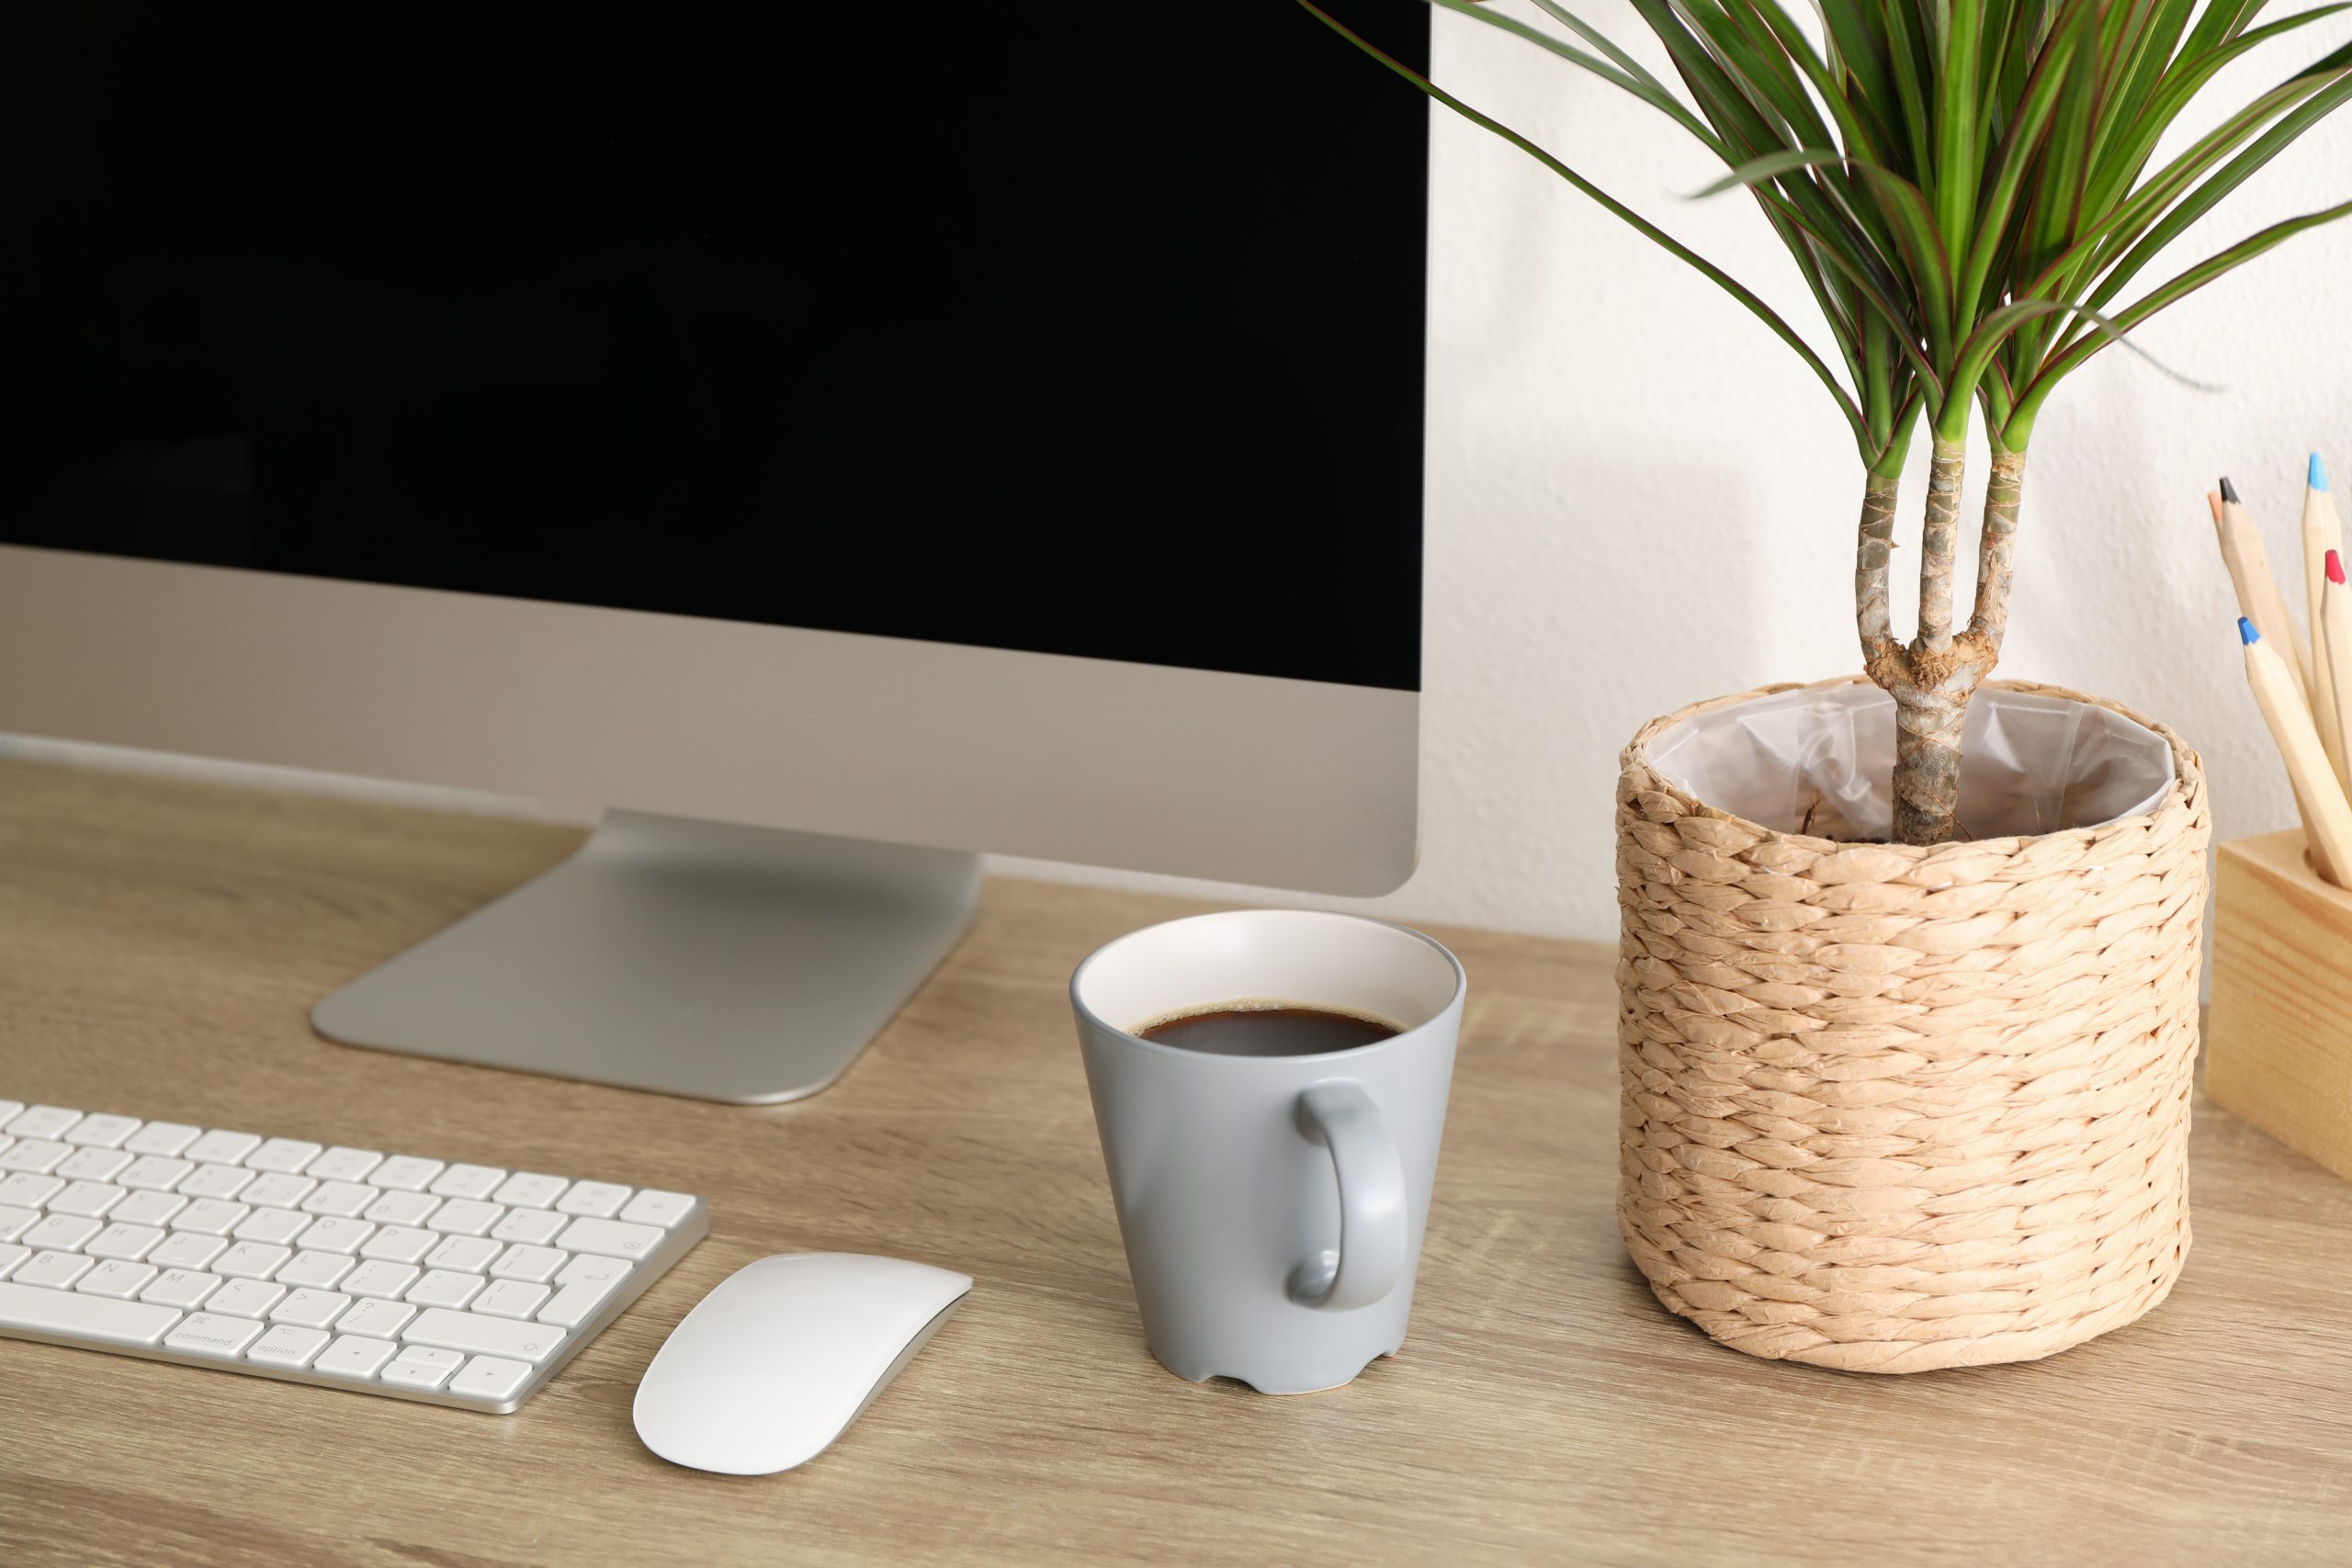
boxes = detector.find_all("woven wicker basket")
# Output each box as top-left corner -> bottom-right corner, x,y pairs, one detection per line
1616,676 -> 2209,1373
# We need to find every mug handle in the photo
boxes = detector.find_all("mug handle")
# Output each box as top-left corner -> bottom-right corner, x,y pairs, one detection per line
1286,1080 -> 1408,1312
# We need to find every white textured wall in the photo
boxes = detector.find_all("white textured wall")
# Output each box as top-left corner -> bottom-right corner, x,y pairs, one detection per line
12,3 -> 2352,942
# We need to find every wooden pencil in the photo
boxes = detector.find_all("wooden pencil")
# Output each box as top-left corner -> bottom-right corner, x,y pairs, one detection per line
2243,616 -> 2352,886
2221,476 -> 2314,704
2302,455 -> 2345,778
2326,548 -> 2352,797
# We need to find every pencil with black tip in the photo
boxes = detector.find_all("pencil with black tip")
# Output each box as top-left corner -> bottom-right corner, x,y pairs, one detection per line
2242,615 -> 2352,885
2221,476 -> 2314,703
2302,454 -> 2346,776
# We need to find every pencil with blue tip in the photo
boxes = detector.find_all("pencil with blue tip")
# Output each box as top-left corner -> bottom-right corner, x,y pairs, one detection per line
2241,615 -> 2352,885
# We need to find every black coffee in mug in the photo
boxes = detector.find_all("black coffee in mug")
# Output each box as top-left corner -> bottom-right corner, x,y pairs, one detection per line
1136,1001 -> 1401,1057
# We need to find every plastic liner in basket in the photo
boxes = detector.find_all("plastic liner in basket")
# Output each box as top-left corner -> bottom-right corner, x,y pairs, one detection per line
1644,682 -> 2176,842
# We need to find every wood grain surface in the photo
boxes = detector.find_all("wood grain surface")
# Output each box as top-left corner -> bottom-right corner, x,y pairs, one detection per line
2207,829 -> 2352,1186
5,756 -> 2352,1567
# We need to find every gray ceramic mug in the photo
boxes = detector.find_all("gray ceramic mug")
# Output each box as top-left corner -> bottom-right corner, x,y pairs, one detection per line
1070,909 -> 1464,1393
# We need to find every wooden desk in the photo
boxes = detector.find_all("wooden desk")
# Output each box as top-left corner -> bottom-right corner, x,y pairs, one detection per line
6,758 -> 2352,1567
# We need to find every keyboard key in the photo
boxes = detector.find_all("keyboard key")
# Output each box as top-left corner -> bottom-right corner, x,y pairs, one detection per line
431,1165 -> 505,1201
0,1277 -> 181,1345
304,1146 -> 383,1182
247,1324 -> 333,1368
336,1298 -> 416,1339
141,1269 -> 223,1309
216,1243 -> 293,1280
246,1139 -> 323,1174
276,1250 -> 356,1291
232,1207 -> 311,1247
184,1131 -> 262,1166
75,1259 -> 158,1299
405,1270 -> 484,1310
370,1156 -> 444,1192
555,1181 -> 630,1219
489,1245 -> 566,1283
425,1235 -> 501,1274
0,1173 -> 63,1208
449,1355 -> 533,1403
149,1232 -> 228,1270
270,1289 -> 352,1329
359,1226 -> 438,1265
555,1252 -> 628,1289
301,1181 -> 378,1218
165,1316 -> 265,1363
490,1208 -> 568,1247
0,1207 -> 37,1245
112,1190 -> 187,1228
16,1250 -> 95,1289
205,1279 -> 286,1318
166,1312 -> 265,1358
492,1173 -> 569,1210
51,1180 -> 128,1218
63,1112 -> 141,1148
0,1243 -> 26,1279
6,1107 -> 83,1140
552,1217 -> 664,1261
124,1122 -> 202,1157
296,1216 -> 374,1255
0,1101 -> 21,1127
176,1163 -> 256,1201
86,1223 -> 167,1261
473,1280 -> 550,1320
364,1190 -> 439,1227
381,1347 -> 461,1390
172,1199 -> 251,1236
618,1190 -> 695,1229
119,1156 -> 195,1191
57,1146 -> 133,1182
0,1140 -> 71,1174
344,1261 -> 419,1300
536,1272 -> 622,1329
402,1307 -> 566,1364
25,1213 -> 101,1252
240,1172 -> 316,1209
426,1199 -> 503,1237
315,1334 -> 399,1380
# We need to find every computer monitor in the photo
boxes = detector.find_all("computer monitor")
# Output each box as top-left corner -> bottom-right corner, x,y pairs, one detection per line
0,5 -> 1428,1102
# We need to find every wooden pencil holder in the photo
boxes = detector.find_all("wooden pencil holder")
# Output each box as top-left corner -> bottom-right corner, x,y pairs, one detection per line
2206,829 -> 2352,1183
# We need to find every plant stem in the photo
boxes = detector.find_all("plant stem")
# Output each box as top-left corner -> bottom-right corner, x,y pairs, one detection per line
1890,668 -> 1981,845
1871,446 -> 2022,851
1917,438 -> 1968,651
1968,446 -> 2027,649
1855,469 -> 1902,661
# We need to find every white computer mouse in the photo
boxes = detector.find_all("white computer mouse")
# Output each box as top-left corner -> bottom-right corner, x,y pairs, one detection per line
633,1251 -> 972,1475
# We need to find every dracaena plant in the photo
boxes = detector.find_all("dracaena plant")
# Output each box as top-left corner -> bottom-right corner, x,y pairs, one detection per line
1306,0 -> 2352,843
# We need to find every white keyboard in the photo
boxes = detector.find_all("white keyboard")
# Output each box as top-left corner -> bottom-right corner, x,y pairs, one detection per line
0,1098 -> 707,1413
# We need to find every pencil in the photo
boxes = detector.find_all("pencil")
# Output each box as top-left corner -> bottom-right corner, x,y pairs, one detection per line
2243,616 -> 2352,886
2221,477 -> 2315,702
2303,455 -> 2345,778
2326,548 -> 2352,797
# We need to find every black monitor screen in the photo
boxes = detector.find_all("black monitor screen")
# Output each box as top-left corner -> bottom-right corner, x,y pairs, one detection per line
1,5 -> 1426,691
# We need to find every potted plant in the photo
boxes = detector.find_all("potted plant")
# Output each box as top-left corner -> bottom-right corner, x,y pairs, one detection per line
1306,0 -> 2352,1369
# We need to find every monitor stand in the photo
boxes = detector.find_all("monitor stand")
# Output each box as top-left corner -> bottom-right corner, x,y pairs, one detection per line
311,810 -> 981,1103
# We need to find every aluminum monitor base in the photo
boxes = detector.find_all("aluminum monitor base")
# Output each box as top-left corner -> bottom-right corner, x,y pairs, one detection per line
311,810 -> 980,1103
